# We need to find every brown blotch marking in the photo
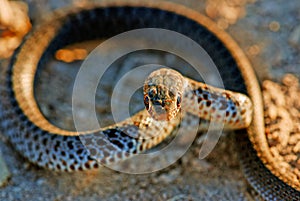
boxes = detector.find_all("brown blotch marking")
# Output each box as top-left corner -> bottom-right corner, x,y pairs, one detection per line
241,109 -> 246,114
127,141 -> 134,149
226,111 -> 230,117
196,87 -> 203,95
35,144 -> 40,151
56,164 -> 61,170
203,94 -> 208,100
42,138 -> 48,146
70,164 -> 75,171
109,157 -> 115,163
206,101 -> 212,107
103,150 -> 110,158
93,163 -> 99,169
45,163 -> 50,169
96,139 -> 106,146
106,145 -> 117,151
76,149 -> 84,155
139,145 -> 144,151
37,153 -> 42,162
117,152 -> 122,158
24,132 -> 30,139
138,114 -> 144,121
67,141 -> 74,149
83,137 -> 93,145
62,160 -> 67,166
224,92 -> 231,99
54,141 -> 60,152
110,139 -> 124,149
84,163 -> 90,169
100,158 -> 106,164
19,124 -> 25,131
198,97 -> 203,103
33,134 -> 39,141
232,112 -> 237,118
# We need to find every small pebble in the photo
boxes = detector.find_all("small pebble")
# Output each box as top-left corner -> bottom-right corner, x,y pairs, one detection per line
247,44 -> 261,56
269,21 -> 280,32
288,25 -> 300,48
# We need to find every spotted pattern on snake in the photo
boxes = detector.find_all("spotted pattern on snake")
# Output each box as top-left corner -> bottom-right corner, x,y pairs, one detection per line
0,2 -> 299,200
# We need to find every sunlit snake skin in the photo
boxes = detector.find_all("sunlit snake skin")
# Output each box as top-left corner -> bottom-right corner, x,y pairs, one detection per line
0,1 -> 299,200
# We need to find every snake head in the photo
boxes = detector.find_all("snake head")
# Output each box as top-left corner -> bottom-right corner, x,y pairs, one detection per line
144,68 -> 184,121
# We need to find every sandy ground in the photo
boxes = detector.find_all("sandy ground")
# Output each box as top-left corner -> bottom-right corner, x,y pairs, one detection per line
0,0 -> 299,200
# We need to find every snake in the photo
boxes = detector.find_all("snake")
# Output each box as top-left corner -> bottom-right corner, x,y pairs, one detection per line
0,1 -> 299,200
143,68 -> 252,128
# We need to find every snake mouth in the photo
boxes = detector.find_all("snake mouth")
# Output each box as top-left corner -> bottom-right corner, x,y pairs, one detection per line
149,105 -> 170,121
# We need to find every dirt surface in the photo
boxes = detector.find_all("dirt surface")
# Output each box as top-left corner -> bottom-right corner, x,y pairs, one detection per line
263,74 -> 300,186
0,0 -> 299,200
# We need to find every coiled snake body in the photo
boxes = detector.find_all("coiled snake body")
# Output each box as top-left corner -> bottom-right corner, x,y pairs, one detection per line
0,1 -> 299,200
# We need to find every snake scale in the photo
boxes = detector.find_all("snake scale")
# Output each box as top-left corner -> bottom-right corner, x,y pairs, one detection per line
0,1 -> 299,200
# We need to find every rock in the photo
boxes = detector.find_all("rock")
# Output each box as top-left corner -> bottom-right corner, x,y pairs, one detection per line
289,25 -> 300,48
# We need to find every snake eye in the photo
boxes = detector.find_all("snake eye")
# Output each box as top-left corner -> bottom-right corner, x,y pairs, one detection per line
148,88 -> 156,98
176,96 -> 181,108
144,95 -> 150,110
